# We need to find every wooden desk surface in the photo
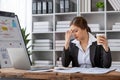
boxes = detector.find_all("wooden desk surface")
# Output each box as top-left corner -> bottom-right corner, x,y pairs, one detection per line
0,68 -> 26,78
24,71 -> 57,79
0,68 -> 120,80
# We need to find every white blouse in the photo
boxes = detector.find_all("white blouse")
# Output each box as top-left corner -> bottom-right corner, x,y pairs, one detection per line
71,33 -> 97,68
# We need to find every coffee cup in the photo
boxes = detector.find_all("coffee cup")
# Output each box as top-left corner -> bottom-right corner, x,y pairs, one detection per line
96,34 -> 105,45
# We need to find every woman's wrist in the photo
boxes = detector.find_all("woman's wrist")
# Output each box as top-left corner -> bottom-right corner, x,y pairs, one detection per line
64,41 -> 70,50
103,45 -> 109,52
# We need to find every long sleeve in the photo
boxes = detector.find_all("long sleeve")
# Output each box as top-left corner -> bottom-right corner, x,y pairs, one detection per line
94,45 -> 112,68
102,47 -> 112,68
62,47 -> 72,67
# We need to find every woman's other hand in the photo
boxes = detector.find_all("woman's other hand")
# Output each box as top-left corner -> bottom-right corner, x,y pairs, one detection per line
98,36 -> 109,52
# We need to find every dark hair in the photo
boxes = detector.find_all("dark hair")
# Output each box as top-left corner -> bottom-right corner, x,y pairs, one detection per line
70,16 -> 91,33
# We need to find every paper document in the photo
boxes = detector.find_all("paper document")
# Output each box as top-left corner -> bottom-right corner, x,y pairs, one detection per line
53,67 -> 115,74
78,67 -> 115,74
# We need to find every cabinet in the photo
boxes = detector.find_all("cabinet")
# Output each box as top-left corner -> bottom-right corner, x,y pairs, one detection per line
31,0 -> 120,66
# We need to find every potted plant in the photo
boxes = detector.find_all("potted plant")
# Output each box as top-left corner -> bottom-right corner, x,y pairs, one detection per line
96,1 -> 104,11
21,28 -> 31,52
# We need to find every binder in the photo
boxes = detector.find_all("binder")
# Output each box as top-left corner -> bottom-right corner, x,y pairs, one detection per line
65,0 -> 70,12
42,0 -> 47,14
32,1 -> 37,14
60,0 -> 65,13
47,1 -> 53,13
37,1 -> 42,14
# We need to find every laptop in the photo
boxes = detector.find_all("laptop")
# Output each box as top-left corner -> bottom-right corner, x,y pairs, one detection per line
7,48 -> 31,70
0,11 -> 32,69
0,11 -> 52,70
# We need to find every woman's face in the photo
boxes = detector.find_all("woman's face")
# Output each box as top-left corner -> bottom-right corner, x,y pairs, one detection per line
70,25 -> 86,41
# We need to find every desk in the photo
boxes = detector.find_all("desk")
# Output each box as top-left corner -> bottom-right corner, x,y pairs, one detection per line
0,68 -> 120,80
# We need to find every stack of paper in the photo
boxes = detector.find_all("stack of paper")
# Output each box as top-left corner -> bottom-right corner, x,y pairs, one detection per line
55,40 -> 65,50
111,61 -> 120,68
34,60 -> 53,67
33,39 -> 52,50
111,61 -> 120,72
88,24 -> 100,32
112,22 -> 120,30
56,21 -> 70,32
108,39 -> 120,51
33,21 -> 52,32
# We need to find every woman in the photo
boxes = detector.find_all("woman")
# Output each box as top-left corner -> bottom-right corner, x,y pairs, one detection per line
62,16 -> 111,68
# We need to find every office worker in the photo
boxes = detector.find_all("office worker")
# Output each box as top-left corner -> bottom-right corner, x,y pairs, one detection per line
62,16 -> 112,68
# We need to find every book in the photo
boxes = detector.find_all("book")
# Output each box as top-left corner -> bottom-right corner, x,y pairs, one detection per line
108,43 -> 120,47
112,25 -> 120,29
33,46 -> 52,50
32,43 -> 52,47
34,60 -> 53,65
60,0 -> 65,12
37,1 -> 42,14
114,0 -> 120,11
88,0 -> 91,12
108,39 -> 120,43
55,43 -> 64,47
42,0 -> 47,14
81,0 -> 85,12
84,0 -> 88,12
34,39 -> 52,43
115,22 -> 120,25
79,0 -> 83,12
33,25 -> 51,28
109,47 -> 120,51
56,24 -> 69,28
117,0 -> 120,11
55,40 -> 65,44
47,1 -> 53,13
32,1 -> 37,14
33,21 -> 49,26
65,0 -> 70,12
57,21 -> 70,25
56,28 -> 68,31
108,0 -> 117,11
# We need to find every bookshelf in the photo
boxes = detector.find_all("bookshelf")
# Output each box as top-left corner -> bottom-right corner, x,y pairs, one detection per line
31,0 -> 120,66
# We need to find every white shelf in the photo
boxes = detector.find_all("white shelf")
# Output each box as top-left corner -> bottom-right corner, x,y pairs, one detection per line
31,0 -> 120,66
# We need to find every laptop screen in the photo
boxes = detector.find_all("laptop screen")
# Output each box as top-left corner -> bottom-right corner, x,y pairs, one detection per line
0,11 -> 31,69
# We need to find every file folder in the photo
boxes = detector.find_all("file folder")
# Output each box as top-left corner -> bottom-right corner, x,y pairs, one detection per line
65,0 -> 70,12
32,1 -> 37,14
47,1 -> 53,13
37,1 -> 42,14
42,0 -> 47,14
60,0 -> 65,12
